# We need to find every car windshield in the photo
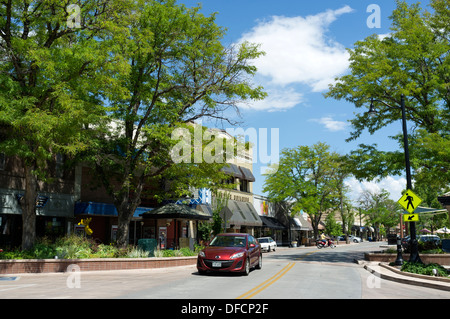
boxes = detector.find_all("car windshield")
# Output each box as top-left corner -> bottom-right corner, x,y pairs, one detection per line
258,238 -> 269,243
209,235 -> 246,247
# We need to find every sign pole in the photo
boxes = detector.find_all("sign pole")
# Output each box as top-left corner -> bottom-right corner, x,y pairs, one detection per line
400,95 -> 421,263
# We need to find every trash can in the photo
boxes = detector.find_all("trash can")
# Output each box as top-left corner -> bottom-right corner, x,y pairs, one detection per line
387,234 -> 397,245
138,238 -> 157,257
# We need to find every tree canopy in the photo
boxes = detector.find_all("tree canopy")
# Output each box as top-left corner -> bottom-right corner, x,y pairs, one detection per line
263,142 -> 344,238
88,0 -> 266,247
0,0 -> 266,248
325,0 -> 450,192
0,0 -> 132,249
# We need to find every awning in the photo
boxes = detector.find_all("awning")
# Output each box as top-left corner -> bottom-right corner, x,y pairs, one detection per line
294,216 -> 313,231
221,199 -> 262,227
196,204 -> 213,217
141,203 -> 211,220
239,166 -> 255,182
407,206 -> 448,215
221,163 -> 244,179
260,216 -> 286,230
74,201 -> 151,218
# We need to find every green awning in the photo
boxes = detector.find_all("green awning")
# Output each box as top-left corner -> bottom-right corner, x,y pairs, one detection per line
141,203 -> 211,220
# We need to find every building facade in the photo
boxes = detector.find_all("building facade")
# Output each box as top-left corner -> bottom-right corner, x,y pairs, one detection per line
0,154 -> 76,248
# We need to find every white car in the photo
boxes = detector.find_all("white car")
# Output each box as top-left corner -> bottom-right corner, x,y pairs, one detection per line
349,235 -> 361,243
257,237 -> 277,252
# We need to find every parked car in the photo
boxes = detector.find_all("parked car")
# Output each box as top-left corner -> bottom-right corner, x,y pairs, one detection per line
418,235 -> 441,245
338,235 -> 361,243
402,235 -> 441,250
197,233 -> 262,276
401,236 -> 410,248
349,235 -> 362,243
257,237 -> 277,252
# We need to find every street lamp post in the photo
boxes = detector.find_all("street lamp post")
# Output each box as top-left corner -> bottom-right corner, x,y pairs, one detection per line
368,94 -> 421,264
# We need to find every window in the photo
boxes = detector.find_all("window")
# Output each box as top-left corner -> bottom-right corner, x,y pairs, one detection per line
240,180 -> 249,193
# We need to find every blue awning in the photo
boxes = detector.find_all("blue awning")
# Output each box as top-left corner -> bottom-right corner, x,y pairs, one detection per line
74,202 -> 153,217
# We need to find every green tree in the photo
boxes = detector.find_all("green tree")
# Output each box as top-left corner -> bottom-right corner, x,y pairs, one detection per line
358,189 -> 400,239
90,0 -> 266,247
325,0 -> 450,191
0,0 -> 131,249
324,212 -> 342,239
263,142 -> 342,238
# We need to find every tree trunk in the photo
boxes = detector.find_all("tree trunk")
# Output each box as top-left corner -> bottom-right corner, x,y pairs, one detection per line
21,162 -> 38,250
115,193 -> 141,248
116,209 -> 133,248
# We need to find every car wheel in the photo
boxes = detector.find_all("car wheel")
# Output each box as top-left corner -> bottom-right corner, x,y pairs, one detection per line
243,258 -> 250,276
268,246 -> 271,252
256,254 -> 262,270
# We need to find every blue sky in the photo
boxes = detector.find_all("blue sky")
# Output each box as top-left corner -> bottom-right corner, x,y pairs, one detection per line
180,0 -> 430,202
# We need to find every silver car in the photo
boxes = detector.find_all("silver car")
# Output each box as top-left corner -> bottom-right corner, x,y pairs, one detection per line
257,237 -> 277,252
349,235 -> 361,243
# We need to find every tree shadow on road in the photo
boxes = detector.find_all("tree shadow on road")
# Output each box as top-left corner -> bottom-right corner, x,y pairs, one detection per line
267,248 -> 369,265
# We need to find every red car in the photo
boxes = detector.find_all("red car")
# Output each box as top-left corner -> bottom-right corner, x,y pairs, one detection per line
197,233 -> 262,276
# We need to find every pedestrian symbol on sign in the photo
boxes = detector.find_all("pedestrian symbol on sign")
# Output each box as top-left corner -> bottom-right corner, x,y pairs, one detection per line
405,192 -> 415,210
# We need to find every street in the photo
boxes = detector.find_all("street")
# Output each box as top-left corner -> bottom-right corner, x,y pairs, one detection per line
0,242 -> 449,300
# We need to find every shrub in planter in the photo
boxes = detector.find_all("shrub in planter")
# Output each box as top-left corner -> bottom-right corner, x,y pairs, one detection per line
401,261 -> 448,277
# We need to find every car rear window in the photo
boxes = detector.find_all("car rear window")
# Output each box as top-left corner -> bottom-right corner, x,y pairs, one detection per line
210,236 -> 247,247
258,238 -> 269,243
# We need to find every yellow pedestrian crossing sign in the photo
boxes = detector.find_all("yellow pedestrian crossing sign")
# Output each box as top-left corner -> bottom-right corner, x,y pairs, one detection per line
398,189 -> 422,214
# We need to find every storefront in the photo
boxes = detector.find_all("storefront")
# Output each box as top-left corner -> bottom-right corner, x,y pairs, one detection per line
259,216 -> 286,244
0,188 -> 74,248
74,201 -> 152,244
141,203 -> 212,250
221,199 -> 262,235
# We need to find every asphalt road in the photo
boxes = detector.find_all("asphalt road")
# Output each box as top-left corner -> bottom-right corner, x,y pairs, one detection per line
0,242 -> 449,301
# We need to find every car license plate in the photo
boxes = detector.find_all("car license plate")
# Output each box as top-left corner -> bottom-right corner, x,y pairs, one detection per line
212,261 -> 221,267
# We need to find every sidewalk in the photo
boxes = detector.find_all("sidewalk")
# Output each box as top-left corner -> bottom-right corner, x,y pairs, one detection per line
359,260 -> 450,292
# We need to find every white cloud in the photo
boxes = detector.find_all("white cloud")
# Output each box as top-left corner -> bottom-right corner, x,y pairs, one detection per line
309,116 -> 348,131
345,176 -> 407,203
238,6 -> 353,93
240,86 -> 303,112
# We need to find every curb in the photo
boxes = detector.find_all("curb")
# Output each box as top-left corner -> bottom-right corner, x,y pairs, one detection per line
363,262 -> 450,292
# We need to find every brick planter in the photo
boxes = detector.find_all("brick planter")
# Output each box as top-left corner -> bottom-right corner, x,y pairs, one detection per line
365,253 -> 450,266
0,256 -> 197,274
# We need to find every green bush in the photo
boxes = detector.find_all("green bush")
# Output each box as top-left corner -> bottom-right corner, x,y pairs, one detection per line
401,261 -> 448,277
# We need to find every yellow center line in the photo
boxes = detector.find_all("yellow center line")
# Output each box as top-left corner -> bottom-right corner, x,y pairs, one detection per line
236,262 -> 295,299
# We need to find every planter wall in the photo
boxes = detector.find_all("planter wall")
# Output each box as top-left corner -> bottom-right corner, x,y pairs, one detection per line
365,253 -> 450,265
0,256 -> 197,274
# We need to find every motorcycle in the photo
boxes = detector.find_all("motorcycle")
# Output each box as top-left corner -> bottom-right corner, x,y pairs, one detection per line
316,239 -> 335,249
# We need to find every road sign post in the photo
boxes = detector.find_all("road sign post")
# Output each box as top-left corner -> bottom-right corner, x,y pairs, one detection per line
397,188 -> 422,263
